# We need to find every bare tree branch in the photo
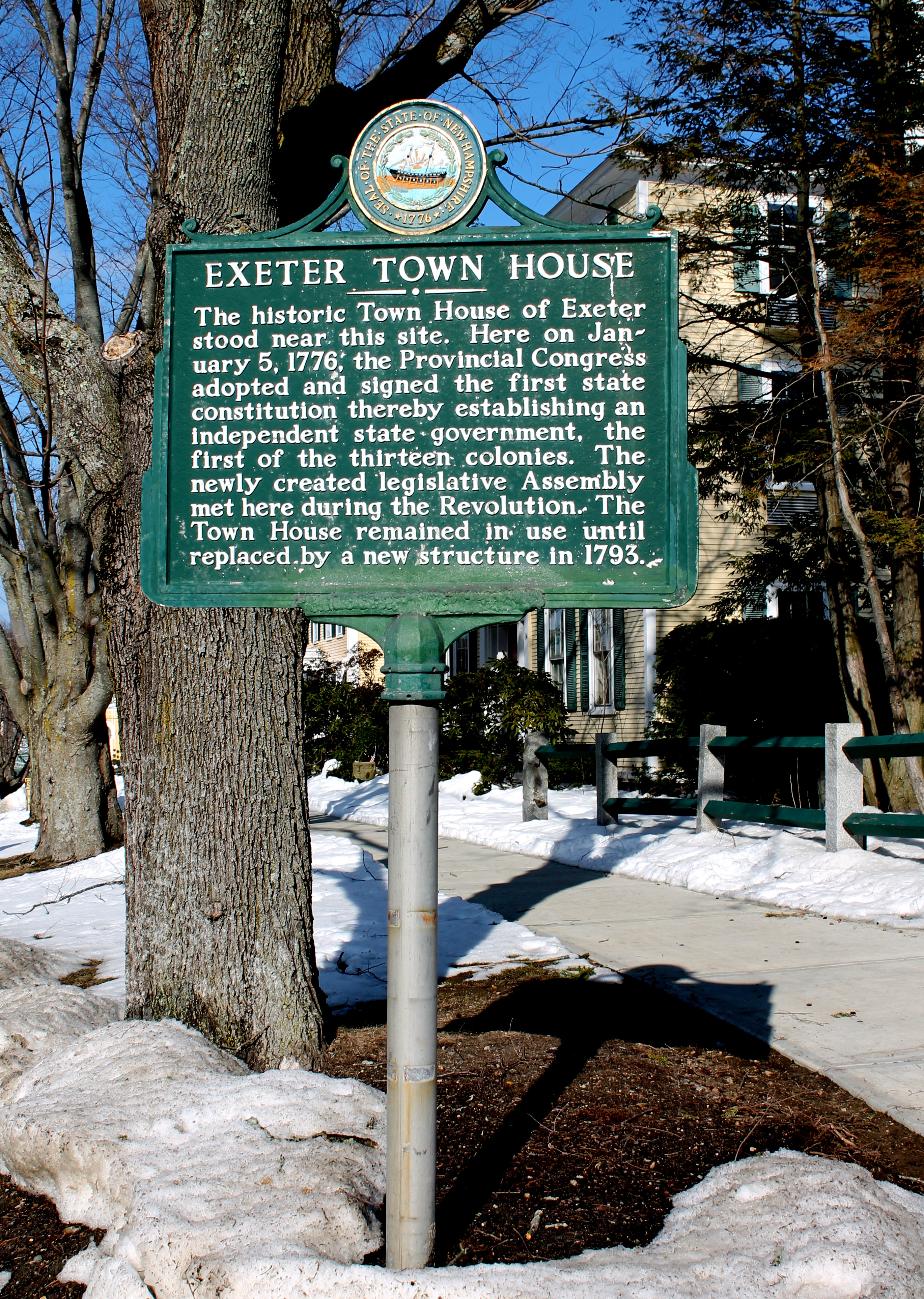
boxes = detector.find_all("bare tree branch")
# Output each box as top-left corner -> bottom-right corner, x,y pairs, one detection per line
75,0 -> 116,165
0,389 -> 66,626
808,227 -> 924,810
31,0 -> 105,341
7,877 -> 122,915
357,0 -> 548,101
114,238 -> 149,334
0,205 -> 121,512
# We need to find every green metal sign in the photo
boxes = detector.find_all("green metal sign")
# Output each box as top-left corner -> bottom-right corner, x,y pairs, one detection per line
142,101 -> 697,620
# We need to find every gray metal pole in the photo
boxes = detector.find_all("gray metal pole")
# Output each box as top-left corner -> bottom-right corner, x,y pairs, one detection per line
386,700 -> 439,1269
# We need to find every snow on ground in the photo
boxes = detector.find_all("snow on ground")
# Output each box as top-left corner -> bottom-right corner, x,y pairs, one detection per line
0,790 -> 573,1007
2,783 -> 924,1295
2,948 -> 923,1299
308,768 -> 924,928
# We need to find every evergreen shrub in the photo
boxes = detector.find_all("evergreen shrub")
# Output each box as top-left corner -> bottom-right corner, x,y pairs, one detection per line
439,657 -> 571,793
302,646 -> 388,778
304,652 -> 572,795
646,618 -> 846,805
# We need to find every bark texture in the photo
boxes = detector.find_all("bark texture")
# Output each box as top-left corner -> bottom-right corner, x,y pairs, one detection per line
0,208 -> 122,863
106,344 -> 323,1065
108,0 -> 326,1068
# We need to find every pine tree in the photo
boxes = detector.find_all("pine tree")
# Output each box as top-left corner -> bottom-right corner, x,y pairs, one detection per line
607,0 -> 924,807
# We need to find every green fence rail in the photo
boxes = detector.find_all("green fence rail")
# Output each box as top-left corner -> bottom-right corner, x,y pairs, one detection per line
522,725 -> 924,851
702,799 -> 825,830
843,812 -> 924,839
844,734 -> 924,758
603,796 -> 697,817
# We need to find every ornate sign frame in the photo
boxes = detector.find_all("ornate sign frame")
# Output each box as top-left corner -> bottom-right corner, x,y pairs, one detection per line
142,101 -> 697,627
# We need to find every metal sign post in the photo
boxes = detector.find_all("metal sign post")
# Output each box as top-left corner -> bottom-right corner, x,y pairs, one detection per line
380,614 -> 446,1267
386,695 -> 439,1267
141,99 -> 697,1270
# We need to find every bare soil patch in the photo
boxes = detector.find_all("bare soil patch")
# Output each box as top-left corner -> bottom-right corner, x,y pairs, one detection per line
57,960 -> 113,990
3,962 -> 924,1292
323,964 -> 924,1266
0,1177 -> 100,1298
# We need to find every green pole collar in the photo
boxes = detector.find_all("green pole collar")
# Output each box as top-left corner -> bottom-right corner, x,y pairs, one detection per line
381,614 -> 448,704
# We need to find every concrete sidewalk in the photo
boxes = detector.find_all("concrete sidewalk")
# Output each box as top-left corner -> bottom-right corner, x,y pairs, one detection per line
311,815 -> 924,1135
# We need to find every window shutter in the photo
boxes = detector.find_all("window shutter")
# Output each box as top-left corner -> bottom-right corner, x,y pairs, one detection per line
579,610 -> 590,712
565,609 -> 577,712
535,608 -> 545,673
733,204 -> 763,293
737,369 -> 765,404
612,608 -> 626,710
826,211 -> 853,300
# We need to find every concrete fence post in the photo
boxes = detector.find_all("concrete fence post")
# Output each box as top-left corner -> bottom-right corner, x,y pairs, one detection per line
825,721 -> 864,851
696,724 -> 727,832
596,733 -> 619,825
522,731 -> 549,822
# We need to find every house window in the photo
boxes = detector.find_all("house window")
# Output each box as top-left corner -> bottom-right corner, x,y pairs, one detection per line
777,587 -> 827,620
547,608 -> 566,698
735,195 -> 827,295
309,622 -> 344,641
764,200 -> 810,298
764,581 -> 828,621
481,622 -> 516,661
447,630 -> 476,676
766,202 -> 801,297
737,361 -> 822,412
588,609 -> 617,713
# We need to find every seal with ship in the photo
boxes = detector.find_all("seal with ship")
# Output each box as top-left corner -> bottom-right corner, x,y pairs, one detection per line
385,132 -> 450,188
349,101 -> 487,235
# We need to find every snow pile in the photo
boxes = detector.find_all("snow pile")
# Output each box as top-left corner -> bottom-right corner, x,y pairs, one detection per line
0,936 -> 117,1102
310,838 -> 575,1008
2,1017 -> 387,1296
0,985 -> 919,1299
51,1131 -> 924,1298
1,774 -> 924,1294
309,769 -> 924,928
0,934 -> 76,988
0,849 -> 126,996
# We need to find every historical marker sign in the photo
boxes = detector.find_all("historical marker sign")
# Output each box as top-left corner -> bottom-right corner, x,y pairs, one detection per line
141,102 -> 698,1273
142,102 -> 697,618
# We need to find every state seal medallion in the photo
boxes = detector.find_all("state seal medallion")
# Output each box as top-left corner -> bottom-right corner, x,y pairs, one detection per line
349,101 -> 487,235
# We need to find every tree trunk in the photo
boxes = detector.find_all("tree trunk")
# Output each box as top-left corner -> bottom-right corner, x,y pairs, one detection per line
104,346 -> 324,1068
866,0 -> 924,807
27,707 -> 121,863
816,469 -> 890,807
104,0 -> 326,1068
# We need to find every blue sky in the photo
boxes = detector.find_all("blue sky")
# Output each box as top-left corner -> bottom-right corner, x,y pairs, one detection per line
446,0 -> 642,210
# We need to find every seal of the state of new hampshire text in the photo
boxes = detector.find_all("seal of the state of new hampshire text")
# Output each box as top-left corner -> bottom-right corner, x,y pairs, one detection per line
348,101 -> 487,235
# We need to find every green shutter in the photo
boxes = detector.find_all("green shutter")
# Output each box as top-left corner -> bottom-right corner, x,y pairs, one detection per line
828,229 -> 853,300
613,608 -> 626,710
579,609 -> 589,712
535,607 -> 545,674
733,204 -> 763,293
737,369 -> 765,404
823,210 -> 853,300
565,609 -> 577,712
